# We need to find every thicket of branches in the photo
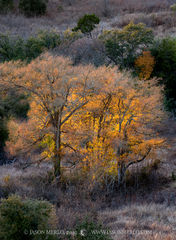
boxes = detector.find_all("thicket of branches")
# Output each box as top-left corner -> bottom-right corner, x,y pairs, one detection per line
0,53 -> 166,188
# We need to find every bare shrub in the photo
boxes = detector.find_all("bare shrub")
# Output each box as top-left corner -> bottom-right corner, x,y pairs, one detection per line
55,37 -> 107,66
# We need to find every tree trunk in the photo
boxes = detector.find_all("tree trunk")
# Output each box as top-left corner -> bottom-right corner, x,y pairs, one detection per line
53,151 -> 61,180
53,123 -> 62,182
117,162 -> 126,187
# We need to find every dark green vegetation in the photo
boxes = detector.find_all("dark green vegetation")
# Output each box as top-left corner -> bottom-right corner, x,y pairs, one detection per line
151,38 -> 176,113
0,195 -> 57,240
0,0 -> 48,16
0,0 -> 13,13
0,91 -> 29,155
72,14 -> 100,36
0,30 -> 61,62
19,0 -> 48,17
0,195 -> 112,240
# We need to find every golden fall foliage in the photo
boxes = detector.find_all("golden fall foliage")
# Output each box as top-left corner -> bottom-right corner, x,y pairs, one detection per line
135,51 -> 155,80
74,75 -> 165,185
0,53 -> 166,185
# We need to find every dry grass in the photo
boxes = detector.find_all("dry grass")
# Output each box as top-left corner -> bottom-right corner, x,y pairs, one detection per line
52,0 -> 171,18
110,11 -> 175,29
99,203 -> 176,239
1,162 -> 176,239
0,162 -> 54,199
0,137 -> 176,239
0,0 -> 176,38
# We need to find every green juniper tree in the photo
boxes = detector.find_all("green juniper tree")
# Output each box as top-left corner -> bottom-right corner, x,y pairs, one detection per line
72,14 -> 100,37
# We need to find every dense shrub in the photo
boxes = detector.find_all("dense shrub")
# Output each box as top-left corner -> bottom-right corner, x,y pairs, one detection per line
0,195 -> 57,240
72,14 -> 100,36
100,22 -> 154,69
37,30 -> 61,49
25,31 -> 61,60
19,0 -> 48,17
69,219 -> 112,240
0,119 -> 8,148
0,90 -> 29,119
0,34 -> 25,62
0,31 -> 61,62
151,38 -> 176,112
25,36 -> 45,60
0,0 -> 13,13
0,90 -> 29,151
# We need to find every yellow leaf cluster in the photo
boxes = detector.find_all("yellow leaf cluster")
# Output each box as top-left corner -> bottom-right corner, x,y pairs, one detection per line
135,51 -> 155,80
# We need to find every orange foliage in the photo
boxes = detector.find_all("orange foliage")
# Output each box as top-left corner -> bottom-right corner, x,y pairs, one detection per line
0,54 -> 166,184
75,76 -> 165,184
135,51 -> 155,80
